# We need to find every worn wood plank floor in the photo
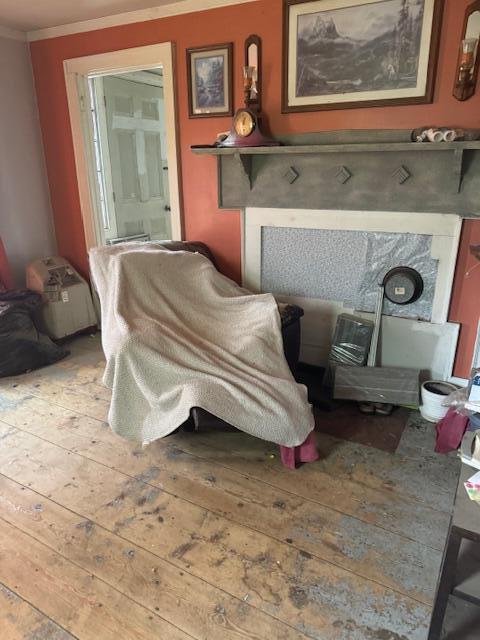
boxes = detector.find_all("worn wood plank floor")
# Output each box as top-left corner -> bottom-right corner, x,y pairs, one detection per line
0,334 -> 459,640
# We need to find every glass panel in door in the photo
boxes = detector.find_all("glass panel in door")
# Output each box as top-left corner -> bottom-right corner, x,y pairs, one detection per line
89,70 -> 171,245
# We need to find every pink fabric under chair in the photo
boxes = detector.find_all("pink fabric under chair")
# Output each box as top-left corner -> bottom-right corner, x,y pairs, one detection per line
280,431 -> 319,469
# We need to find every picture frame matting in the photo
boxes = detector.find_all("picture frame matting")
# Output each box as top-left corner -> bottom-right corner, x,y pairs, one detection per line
187,42 -> 233,118
282,0 -> 444,113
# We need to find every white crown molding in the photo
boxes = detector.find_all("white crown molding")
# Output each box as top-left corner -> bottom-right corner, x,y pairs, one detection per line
27,0 -> 258,42
0,24 -> 27,41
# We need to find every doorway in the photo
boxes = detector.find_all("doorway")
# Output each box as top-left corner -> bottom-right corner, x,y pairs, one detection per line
64,43 -> 182,250
89,70 -> 171,244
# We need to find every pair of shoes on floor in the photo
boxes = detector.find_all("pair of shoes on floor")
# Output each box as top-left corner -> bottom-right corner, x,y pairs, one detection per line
358,402 -> 394,416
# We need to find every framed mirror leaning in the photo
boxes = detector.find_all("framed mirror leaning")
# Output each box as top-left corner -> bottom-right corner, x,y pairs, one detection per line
244,34 -> 262,110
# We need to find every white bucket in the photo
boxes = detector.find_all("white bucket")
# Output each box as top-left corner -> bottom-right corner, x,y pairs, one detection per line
420,380 -> 458,423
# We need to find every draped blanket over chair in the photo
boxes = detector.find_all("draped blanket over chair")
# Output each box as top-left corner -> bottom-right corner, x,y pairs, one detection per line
90,242 -> 315,449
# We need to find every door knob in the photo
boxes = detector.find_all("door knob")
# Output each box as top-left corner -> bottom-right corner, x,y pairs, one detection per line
164,205 -> 171,211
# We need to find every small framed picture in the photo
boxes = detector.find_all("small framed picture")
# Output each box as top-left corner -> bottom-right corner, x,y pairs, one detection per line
282,0 -> 444,112
187,43 -> 233,118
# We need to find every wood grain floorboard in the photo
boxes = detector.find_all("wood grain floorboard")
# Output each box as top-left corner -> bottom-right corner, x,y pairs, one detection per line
0,475 -> 304,640
170,432 -> 452,550
0,519 -> 192,639
0,336 -> 458,639
0,423 -> 431,639
173,426 -> 457,514
0,376 -> 452,550
1,373 -> 456,514
0,386 -> 442,604
16,345 -> 457,514
0,581 -> 78,640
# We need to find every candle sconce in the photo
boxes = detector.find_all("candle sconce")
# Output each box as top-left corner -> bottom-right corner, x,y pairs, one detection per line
454,0 -> 480,101
215,33 -> 279,149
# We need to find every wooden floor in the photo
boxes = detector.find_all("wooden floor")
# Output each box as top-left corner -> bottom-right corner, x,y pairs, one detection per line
0,333 -> 460,640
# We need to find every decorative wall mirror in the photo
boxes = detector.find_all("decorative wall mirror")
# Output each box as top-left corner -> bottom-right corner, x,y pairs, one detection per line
454,0 -> 480,100
244,34 -> 262,110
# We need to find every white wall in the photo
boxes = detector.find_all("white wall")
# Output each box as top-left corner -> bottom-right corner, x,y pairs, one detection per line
0,34 -> 56,286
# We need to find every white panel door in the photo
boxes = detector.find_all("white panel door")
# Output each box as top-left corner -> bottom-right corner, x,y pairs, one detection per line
103,75 -> 171,241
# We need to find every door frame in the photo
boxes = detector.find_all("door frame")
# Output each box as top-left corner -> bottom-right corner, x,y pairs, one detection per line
64,42 -> 183,250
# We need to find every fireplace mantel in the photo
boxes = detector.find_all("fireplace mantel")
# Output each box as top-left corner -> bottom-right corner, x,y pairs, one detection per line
191,131 -> 480,216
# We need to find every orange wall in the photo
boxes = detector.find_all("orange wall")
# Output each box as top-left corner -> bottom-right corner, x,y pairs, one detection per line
30,0 -> 480,377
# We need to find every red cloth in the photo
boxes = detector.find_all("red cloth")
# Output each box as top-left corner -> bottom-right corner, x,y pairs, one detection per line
280,431 -> 319,469
0,237 -> 13,290
435,407 -> 469,453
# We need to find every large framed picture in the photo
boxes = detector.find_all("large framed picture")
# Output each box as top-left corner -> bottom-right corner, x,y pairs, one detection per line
282,0 -> 444,112
187,43 -> 233,118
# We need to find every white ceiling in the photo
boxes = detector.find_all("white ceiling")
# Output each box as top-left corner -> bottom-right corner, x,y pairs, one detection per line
0,0 -> 185,32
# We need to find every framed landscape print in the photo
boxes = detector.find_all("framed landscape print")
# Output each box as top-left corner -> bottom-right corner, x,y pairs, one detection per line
187,43 -> 233,118
282,0 -> 444,112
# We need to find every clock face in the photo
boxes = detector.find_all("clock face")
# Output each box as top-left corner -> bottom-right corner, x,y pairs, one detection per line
233,110 -> 255,137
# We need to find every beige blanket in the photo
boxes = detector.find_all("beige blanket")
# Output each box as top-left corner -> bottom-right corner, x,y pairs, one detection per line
89,243 -> 314,446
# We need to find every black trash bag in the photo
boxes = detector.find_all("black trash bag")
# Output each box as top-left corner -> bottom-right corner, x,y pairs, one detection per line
0,290 -> 68,377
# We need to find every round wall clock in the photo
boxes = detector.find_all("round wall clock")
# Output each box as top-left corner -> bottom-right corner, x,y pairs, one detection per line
220,107 -> 279,148
233,109 -> 255,137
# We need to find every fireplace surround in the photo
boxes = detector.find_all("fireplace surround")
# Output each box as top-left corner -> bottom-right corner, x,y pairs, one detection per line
243,207 -> 461,379
192,130 -> 477,379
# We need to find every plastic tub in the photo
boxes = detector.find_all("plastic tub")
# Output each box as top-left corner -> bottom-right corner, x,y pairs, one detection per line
420,380 -> 458,423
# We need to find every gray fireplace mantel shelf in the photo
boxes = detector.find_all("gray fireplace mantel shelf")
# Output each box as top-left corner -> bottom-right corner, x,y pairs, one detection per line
191,138 -> 480,216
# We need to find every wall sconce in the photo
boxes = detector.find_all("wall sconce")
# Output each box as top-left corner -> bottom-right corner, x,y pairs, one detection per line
454,0 -> 480,101
217,33 -> 279,148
